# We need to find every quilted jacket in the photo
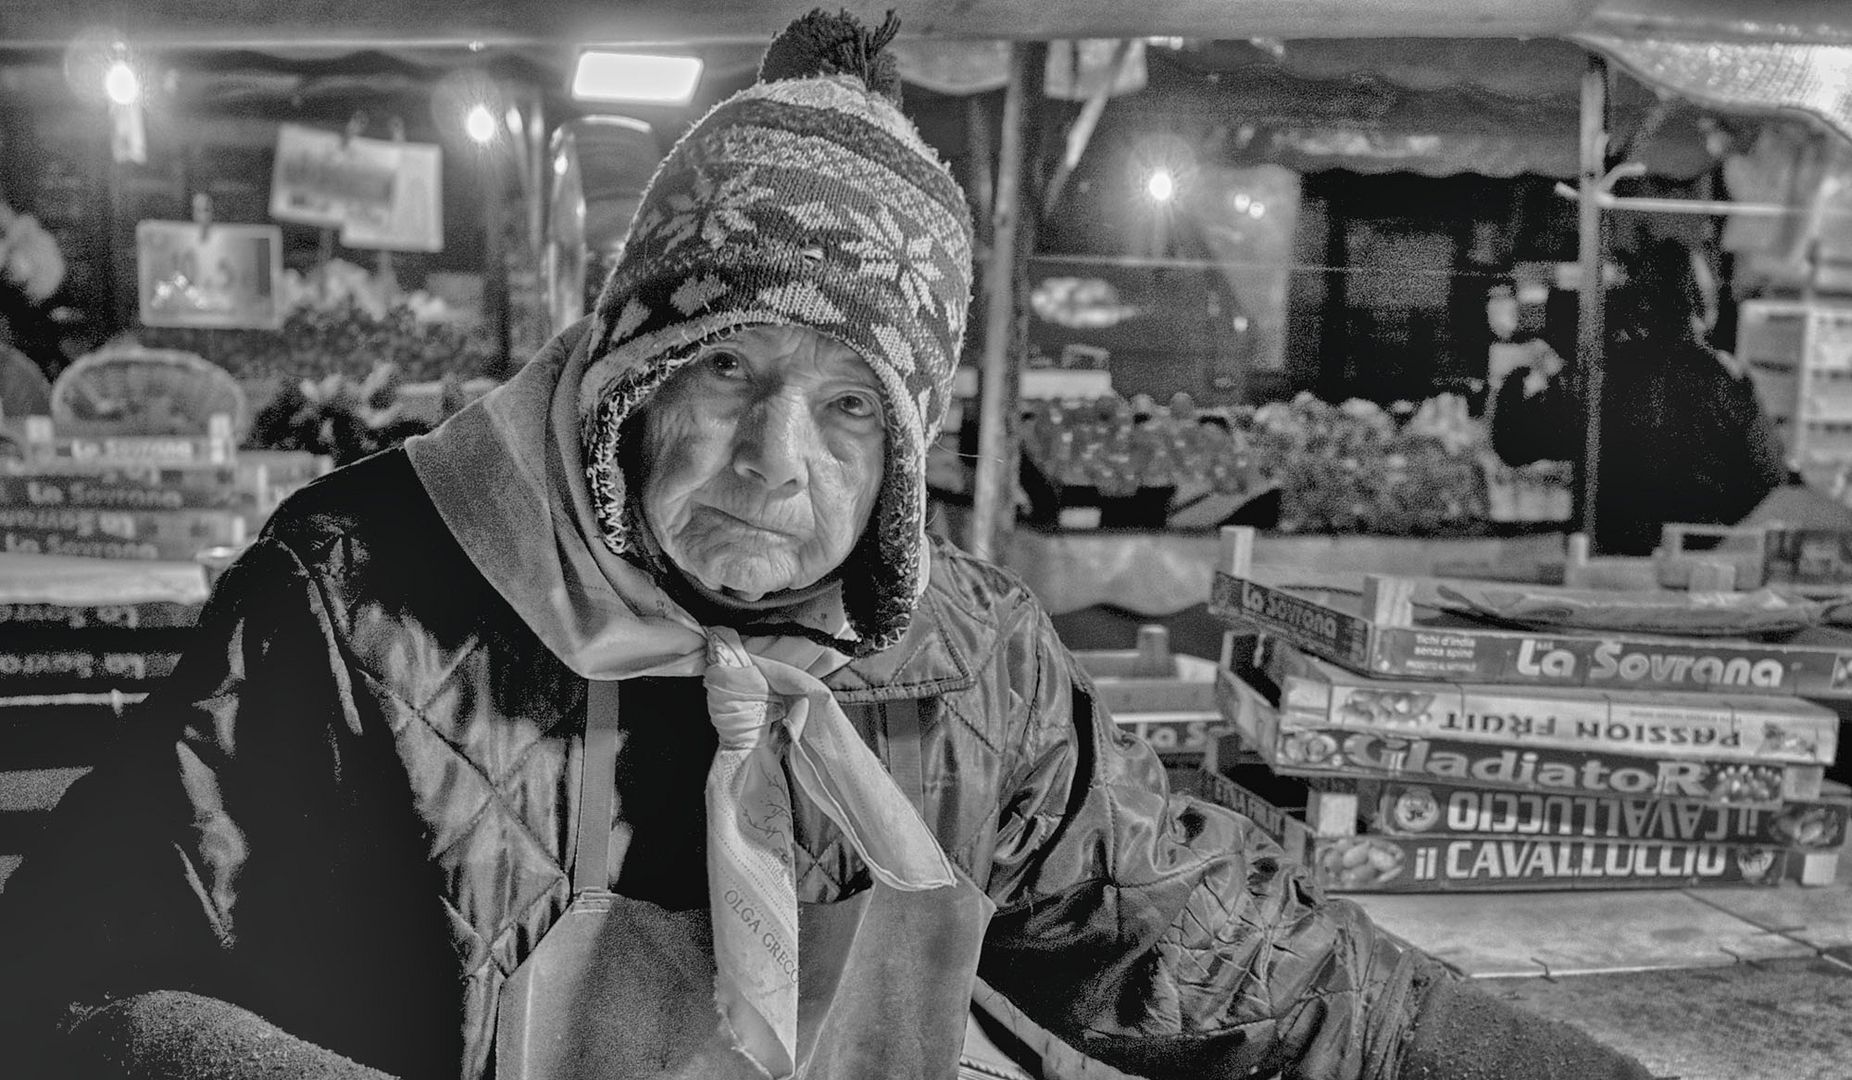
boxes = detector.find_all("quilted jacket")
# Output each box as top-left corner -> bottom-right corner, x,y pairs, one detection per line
0,448 -> 1436,1080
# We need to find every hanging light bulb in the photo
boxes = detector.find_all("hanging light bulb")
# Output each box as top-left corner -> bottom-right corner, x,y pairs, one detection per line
465,103 -> 497,144
1146,168 -> 1175,203
103,58 -> 139,106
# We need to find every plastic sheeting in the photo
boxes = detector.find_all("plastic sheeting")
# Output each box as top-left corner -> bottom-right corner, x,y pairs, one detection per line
1582,34 -> 1852,147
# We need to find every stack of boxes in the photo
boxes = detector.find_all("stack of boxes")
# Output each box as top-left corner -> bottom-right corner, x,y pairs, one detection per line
1202,529 -> 1850,894
0,572 -> 210,891
0,415 -> 330,890
0,413 -> 328,703
0,415 -> 324,562
1078,625 -> 1228,779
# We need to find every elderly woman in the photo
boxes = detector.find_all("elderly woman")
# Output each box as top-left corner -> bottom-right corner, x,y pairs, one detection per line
0,13 -> 1651,1080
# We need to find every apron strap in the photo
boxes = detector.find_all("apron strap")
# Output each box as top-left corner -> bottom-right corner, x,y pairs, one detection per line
881,698 -> 928,812
574,679 -> 625,894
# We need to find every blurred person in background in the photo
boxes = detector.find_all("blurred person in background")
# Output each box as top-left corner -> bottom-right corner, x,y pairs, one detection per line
1492,236 -> 1786,555
1,12 -> 1654,1080
0,198 -> 63,418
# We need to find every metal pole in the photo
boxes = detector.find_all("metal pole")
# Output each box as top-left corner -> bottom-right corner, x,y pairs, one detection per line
526,92 -> 547,271
483,144 -> 513,378
1575,53 -> 1608,546
968,43 -> 1036,562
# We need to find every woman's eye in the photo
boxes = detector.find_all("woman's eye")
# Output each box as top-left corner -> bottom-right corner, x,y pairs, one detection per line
706,351 -> 746,379
835,393 -> 879,419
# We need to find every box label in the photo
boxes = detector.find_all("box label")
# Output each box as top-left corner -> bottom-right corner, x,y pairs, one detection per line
1270,643 -> 1835,763
0,648 -> 183,687
1211,573 -> 1852,697
0,474 -> 258,511
1372,780 -> 1848,849
1194,766 -> 1794,892
1211,574 -> 1372,668
0,601 -> 201,630
1274,726 -> 1797,807
1115,716 -> 1232,758
1311,835 -> 1789,892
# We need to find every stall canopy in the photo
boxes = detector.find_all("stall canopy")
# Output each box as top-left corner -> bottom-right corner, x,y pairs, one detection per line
3,2 -> 1848,157
1,0 -> 1849,48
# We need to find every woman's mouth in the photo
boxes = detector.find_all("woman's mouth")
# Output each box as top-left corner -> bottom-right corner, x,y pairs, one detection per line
698,504 -> 797,538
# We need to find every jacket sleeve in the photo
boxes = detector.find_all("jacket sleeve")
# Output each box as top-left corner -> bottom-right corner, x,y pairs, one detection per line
976,599 -> 1442,1080
0,534 -> 461,1079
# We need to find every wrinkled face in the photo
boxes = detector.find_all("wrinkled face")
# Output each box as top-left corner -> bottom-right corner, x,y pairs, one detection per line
637,325 -> 887,602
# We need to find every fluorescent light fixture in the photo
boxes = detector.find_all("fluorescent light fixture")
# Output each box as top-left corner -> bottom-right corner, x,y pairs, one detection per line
572,50 -> 703,105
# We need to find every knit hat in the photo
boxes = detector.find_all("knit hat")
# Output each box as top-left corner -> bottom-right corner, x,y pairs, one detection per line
577,9 -> 974,656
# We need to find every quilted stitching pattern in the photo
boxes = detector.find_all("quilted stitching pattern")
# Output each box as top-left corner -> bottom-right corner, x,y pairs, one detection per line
353,657 -> 571,985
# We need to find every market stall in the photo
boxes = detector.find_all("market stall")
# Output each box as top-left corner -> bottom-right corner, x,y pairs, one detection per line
2,0 -> 1851,898
4,14 -> 1852,1080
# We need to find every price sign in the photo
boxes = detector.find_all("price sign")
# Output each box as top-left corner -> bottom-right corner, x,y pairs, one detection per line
136,221 -> 284,330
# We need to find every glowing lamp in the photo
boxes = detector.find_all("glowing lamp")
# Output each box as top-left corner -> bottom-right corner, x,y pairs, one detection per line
104,59 -> 139,106
1146,168 -> 1175,203
465,104 -> 498,144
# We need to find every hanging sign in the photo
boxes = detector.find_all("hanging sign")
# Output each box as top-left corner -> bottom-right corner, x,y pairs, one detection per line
269,123 -> 445,252
268,123 -> 399,229
136,221 -> 284,330
340,141 -> 444,252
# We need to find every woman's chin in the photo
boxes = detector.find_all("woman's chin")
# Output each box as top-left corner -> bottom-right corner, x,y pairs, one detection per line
697,562 -> 805,603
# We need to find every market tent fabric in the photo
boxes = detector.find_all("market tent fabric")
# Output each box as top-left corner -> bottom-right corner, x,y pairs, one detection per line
1583,35 -> 1852,148
1111,39 -> 1712,180
0,0 -> 1608,49
2,0 -> 1847,48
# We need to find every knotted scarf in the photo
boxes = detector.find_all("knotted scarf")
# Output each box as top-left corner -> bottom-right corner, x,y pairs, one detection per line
405,323 -> 956,1078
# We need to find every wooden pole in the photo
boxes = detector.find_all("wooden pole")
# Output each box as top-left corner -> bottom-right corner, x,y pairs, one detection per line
968,42 -> 1037,562
1575,53 -> 1608,546
965,95 -> 994,241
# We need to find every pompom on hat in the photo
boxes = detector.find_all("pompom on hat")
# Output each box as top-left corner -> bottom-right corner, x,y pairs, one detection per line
578,8 -> 975,655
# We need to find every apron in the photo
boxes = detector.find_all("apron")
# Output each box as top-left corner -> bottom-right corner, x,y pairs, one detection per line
495,682 -> 1037,1080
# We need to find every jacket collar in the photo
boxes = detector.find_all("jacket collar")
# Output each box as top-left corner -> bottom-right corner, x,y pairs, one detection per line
825,542 -> 986,703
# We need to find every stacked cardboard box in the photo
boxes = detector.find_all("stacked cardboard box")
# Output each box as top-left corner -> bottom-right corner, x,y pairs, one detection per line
0,578 -> 209,891
1076,626 -> 1230,776
0,415 -> 328,562
1202,557 -> 1851,894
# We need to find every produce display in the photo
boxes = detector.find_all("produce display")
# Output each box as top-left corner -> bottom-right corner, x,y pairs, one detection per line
139,261 -> 502,385
1017,390 -> 1567,534
1021,393 -> 1260,500
1257,394 -> 1487,535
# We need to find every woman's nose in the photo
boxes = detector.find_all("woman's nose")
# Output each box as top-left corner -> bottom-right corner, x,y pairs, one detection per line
732,393 -> 813,491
